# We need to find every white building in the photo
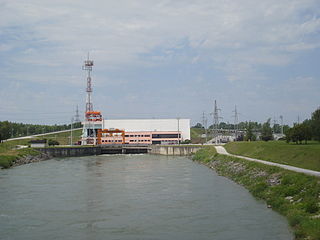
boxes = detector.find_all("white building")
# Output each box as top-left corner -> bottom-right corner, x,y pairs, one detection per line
102,119 -> 191,141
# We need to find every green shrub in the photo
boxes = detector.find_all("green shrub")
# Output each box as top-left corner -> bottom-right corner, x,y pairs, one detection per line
0,155 -> 17,168
48,139 -> 60,146
304,200 -> 319,214
250,182 -> 268,197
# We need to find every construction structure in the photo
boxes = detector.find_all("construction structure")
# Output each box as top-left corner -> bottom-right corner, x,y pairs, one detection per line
80,56 -> 190,145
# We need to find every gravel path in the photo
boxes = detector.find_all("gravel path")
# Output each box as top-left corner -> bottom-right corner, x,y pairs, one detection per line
215,145 -> 320,177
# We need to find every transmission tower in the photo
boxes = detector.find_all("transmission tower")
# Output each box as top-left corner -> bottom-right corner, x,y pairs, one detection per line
232,105 -> 239,140
211,100 -> 222,140
74,105 -> 81,122
202,111 -> 208,143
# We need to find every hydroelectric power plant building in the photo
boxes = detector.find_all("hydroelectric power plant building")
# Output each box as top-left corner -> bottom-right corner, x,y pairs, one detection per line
80,56 -> 190,145
81,118 -> 190,145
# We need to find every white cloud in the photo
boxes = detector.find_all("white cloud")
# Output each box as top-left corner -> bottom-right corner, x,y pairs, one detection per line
1,0 -> 320,123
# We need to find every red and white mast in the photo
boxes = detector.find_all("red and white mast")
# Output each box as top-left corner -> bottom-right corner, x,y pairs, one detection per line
83,53 -> 94,116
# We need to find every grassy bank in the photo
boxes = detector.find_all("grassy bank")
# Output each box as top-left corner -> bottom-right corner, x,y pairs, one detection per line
225,141 -> 320,171
36,129 -> 82,145
190,128 -> 206,144
0,140 -> 40,168
193,147 -> 320,240
0,129 -> 82,168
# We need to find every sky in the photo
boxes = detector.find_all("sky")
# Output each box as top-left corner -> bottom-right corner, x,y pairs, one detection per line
0,0 -> 320,126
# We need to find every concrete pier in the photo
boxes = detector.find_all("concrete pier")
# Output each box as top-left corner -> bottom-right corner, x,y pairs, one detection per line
150,145 -> 203,156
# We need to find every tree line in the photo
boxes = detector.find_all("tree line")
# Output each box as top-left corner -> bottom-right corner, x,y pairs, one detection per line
192,107 -> 320,144
193,121 -> 288,134
0,121 -> 82,142
286,108 -> 320,144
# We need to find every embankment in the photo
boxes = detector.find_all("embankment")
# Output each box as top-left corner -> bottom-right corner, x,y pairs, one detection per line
1,146 -> 102,169
193,147 -> 320,240
35,146 -> 101,157
12,152 -> 51,167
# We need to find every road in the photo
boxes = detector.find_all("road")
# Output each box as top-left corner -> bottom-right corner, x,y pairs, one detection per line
5,128 -> 82,142
215,145 -> 320,177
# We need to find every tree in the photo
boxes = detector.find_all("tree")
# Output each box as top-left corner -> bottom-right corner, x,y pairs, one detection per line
272,123 -> 281,134
261,119 -> 273,141
193,123 -> 203,128
311,107 -> 320,141
286,122 -> 311,144
48,139 -> 60,146
0,121 -> 11,142
245,122 -> 256,141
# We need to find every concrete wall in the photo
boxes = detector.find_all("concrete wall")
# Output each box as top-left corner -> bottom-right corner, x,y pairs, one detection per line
35,147 -> 101,158
150,145 -> 202,156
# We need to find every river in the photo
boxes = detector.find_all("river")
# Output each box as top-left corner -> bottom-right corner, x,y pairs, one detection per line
0,154 -> 292,240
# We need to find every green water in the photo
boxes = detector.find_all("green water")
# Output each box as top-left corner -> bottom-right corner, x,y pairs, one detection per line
0,154 -> 292,240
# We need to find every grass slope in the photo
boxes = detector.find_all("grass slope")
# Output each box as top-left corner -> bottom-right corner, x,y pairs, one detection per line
225,141 -> 320,172
0,129 -> 82,168
193,147 -> 320,240
190,128 -> 206,144
35,129 -> 82,145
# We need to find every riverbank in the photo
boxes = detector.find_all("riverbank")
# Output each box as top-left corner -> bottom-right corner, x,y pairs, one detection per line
193,147 -> 320,240
224,141 -> 320,171
0,147 -> 51,169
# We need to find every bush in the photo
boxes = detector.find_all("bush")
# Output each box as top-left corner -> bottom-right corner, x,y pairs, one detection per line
48,139 -> 60,146
304,200 -> 319,214
0,155 -> 17,168
181,139 -> 192,144
288,210 -> 306,227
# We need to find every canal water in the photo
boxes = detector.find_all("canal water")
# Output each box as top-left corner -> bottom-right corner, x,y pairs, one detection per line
0,155 -> 292,240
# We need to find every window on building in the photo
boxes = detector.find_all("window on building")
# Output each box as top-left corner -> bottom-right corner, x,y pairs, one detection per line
152,134 -> 180,138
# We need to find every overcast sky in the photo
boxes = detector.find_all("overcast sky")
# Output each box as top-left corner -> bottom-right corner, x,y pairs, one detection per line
1,0 -> 320,126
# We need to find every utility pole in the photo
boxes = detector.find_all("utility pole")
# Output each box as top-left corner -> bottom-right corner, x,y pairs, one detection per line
232,105 -> 239,141
70,117 -> 74,146
177,117 -> 180,145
